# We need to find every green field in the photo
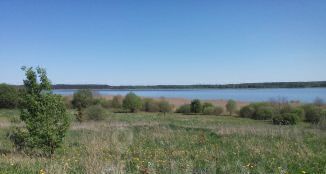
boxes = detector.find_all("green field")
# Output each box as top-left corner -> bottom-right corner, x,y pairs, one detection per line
0,109 -> 325,174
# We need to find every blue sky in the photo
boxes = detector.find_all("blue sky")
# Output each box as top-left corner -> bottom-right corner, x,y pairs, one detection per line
1,0 -> 325,85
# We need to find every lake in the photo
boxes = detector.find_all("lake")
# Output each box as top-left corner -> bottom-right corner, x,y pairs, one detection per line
52,88 -> 326,103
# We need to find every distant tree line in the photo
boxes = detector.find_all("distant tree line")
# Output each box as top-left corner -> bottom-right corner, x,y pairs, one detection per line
49,81 -> 326,89
7,81 -> 326,90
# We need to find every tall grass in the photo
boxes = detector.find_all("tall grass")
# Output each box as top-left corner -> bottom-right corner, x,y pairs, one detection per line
0,111 -> 325,173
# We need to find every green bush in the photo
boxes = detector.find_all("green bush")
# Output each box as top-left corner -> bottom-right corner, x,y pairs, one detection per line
190,99 -> 202,113
202,106 -> 224,115
202,106 -> 215,115
202,102 -> 213,112
72,89 -> 93,109
123,92 -> 142,112
176,104 -> 191,114
9,115 -> 21,124
0,83 -> 20,108
10,66 -> 71,156
111,95 -> 123,108
254,106 -> 275,120
289,107 -> 305,121
142,98 -> 159,112
84,105 -> 106,121
240,105 -> 255,118
302,104 -> 323,123
93,98 -> 111,109
273,113 -> 299,125
158,100 -> 173,114
226,100 -> 237,115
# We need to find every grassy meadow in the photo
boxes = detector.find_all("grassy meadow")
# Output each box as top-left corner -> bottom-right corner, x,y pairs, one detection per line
0,109 -> 325,174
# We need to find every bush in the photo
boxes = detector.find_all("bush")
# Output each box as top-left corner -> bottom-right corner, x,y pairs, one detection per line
302,104 -> 323,123
226,100 -> 237,115
254,106 -> 275,120
9,115 -> 21,124
112,95 -> 123,108
0,83 -> 20,108
202,106 -> 224,116
289,107 -> 305,121
142,98 -> 159,112
176,104 -> 191,114
202,102 -> 213,111
190,99 -> 202,113
240,105 -> 255,118
84,105 -> 106,121
11,66 -> 70,156
158,100 -> 173,114
93,98 -> 111,109
273,113 -> 299,125
123,92 -> 142,112
72,89 -> 93,109
202,106 -> 214,115
213,106 -> 224,115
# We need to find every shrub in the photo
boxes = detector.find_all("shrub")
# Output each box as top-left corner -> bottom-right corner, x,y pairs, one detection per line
289,107 -> 305,121
254,106 -> 275,120
142,98 -> 159,112
176,104 -> 191,114
123,92 -> 142,112
93,98 -> 111,109
213,106 -> 224,115
100,99 -> 111,109
111,95 -> 123,108
226,100 -> 237,115
190,99 -> 202,113
0,83 -> 20,108
273,113 -> 299,125
302,104 -> 323,123
158,100 -> 173,114
10,66 -> 70,156
202,102 -> 213,112
202,106 -> 215,115
84,105 -> 106,121
202,106 -> 223,116
9,115 -> 21,124
240,105 -> 255,118
72,89 -> 93,109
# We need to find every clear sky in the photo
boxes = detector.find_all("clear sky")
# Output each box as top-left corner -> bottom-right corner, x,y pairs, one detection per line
1,0 -> 325,85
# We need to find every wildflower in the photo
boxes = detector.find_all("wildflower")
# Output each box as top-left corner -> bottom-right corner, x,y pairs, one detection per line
39,169 -> 46,174
301,171 -> 307,174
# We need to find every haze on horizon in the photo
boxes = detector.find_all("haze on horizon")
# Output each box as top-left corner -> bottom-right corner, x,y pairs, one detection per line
1,0 -> 326,85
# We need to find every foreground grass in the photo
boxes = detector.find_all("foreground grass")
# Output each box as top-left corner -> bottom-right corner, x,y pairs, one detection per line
0,110 -> 325,173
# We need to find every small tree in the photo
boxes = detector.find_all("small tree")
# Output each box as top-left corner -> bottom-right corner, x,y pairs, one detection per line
123,92 -> 142,112
72,89 -> 93,109
0,83 -> 20,108
226,100 -> 236,116
72,89 -> 93,122
11,66 -> 70,156
191,99 -> 202,113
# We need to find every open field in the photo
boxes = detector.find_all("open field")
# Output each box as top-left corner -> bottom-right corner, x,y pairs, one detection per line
0,109 -> 325,174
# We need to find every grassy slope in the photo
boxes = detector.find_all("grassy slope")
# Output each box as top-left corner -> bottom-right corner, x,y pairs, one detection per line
0,109 -> 325,174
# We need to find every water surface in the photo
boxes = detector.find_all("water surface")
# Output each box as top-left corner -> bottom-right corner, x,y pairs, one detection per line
53,88 -> 326,103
